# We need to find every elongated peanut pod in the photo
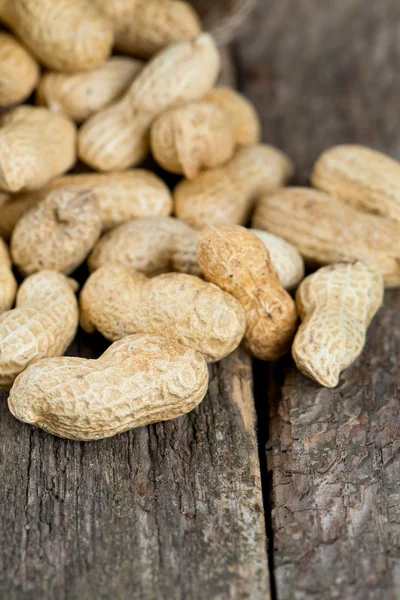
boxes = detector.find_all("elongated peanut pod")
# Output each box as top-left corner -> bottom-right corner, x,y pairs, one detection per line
8,334 -> 209,441
292,261 -> 384,387
197,225 -> 298,360
0,271 -> 78,390
93,0 -> 201,58
80,263 -> 246,362
252,187 -> 400,288
0,0 -> 114,72
0,238 -> 17,311
0,33 -> 40,107
78,34 -> 220,171
0,106 -> 76,193
252,230 -> 305,290
175,144 -> 294,228
37,57 -> 143,123
312,145 -> 400,222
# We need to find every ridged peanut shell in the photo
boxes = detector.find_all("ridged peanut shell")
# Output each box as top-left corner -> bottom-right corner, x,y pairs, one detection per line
0,270 -> 78,390
252,187 -> 400,288
197,225 -> 298,360
8,334 -> 209,441
89,217 -> 201,276
80,264 -> 246,362
204,87 -> 261,146
37,57 -> 143,123
174,144 -> 294,228
312,145 -> 400,222
0,238 -> 17,311
151,102 -> 235,178
78,34 -> 220,171
11,188 -> 102,276
292,261 -> 384,388
0,33 -> 40,107
0,106 -> 76,193
0,0 -> 114,72
252,230 -> 305,290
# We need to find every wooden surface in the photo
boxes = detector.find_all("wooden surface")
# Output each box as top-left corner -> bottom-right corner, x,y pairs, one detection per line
235,1 -> 400,599
1,1 -> 400,599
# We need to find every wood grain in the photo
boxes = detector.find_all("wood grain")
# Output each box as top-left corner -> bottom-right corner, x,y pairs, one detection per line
236,2 -> 400,598
0,345 -> 269,599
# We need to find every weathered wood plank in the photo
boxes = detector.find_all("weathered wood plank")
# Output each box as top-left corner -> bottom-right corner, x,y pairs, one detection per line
236,1 -> 400,598
0,344 -> 269,600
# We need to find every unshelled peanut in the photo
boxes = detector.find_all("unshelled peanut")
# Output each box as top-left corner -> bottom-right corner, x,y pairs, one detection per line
8,334 -> 208,440
0,238 -> 17,312
80,263 -> 246,362
0,271 -> 78,390
0,106 -> 76,193
292,261 -> 384,388
88,217 -> 201,276
197,225 -> 298,360
0,33 -> 40,107
252,230 -> 305,290
252,187 -> 400,288
78,34 -> 220,171
0,0 -> 114,72
11,188 -> 102,276
312,144 -> 400,222
37,57 -> 143,123
175,144 -> 294,228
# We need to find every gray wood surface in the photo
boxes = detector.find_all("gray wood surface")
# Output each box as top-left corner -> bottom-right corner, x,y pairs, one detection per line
236,1 -> 400,599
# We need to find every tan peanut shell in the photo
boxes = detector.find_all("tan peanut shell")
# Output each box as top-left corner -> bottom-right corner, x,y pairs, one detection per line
1,170 -> 172,239
78,34 -> 220,171
37,57 -> 143,123
312,144 -> 400,222
88,217 -> 201,276
0,33 -> 40,107
174,144 -> 294,228
8,334 -> 209,441
203,87 -> 261,146
11,189 -> 102,276
252,187 -> 400,288
292,261 -> 384,388
0,238 -> 17,312
0,0 -> 114,72
93,0 -> 201,58
80,263 -> 246,362
0,270 -> 78,390
0,106 -> 76,193
151,102 -> 235,178
197,225 -> 298,361
252,230 -> 305,290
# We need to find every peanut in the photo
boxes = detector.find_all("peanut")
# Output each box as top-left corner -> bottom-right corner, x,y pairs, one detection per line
197,225 -> 298,360
0,106 -> 76,193
203,87 -> 261,146
79,263 -> 246,362
0,238 -> 17,312
0,170 -> 173,239
252,187 -> 400,288
174,144 -> 294,228
88,217 -> 201,277
93,0 -> 201,58
37,57 -> 143,123
252,230 -> 305,290
78,34 -> 220,171
8,334 -> 208,441
312,145 -> 400,222
0,270 -> 78,390
11,188 -> 102,276
292,261 -> 384,388
151,102 -> 235,178
0,0 -> 113,72
0,33 -> 40,107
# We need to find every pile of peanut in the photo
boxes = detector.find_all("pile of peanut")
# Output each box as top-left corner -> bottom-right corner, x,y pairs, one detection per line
0,0 -> 399,441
